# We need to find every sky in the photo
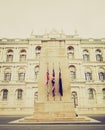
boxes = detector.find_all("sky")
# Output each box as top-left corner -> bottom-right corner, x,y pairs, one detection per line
0,0 -> 105,38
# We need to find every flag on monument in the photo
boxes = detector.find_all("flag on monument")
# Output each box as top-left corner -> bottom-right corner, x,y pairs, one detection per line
59,68 -> 63,96
51,69 -> 55,96
46,68 -> 49,85
46,68 -> 50,97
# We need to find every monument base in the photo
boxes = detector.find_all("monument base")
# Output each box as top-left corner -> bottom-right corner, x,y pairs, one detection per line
29,101 -> 76,121
9,102 -> 100,123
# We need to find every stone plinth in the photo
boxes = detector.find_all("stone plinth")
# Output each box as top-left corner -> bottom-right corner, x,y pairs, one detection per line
33,101 -> 75,121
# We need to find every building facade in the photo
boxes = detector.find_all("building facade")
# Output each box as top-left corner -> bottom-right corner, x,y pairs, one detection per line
0,30 -> 105,115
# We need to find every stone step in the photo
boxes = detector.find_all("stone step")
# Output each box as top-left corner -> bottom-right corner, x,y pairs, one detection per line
20,117 -> 89,122
33,114 -> 76,118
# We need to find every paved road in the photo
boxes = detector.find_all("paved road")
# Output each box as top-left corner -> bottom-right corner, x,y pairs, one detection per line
0,115 -> 24,124
0,124 -> 105,130
0,115 -> 104,130
88,114 -> 105,124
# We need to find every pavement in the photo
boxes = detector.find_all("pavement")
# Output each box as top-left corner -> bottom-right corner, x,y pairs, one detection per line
9,115 -> 101,124
0,115 -> 105,130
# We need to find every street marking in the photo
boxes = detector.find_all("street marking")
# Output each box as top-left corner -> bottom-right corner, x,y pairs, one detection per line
0,124 -> 105,127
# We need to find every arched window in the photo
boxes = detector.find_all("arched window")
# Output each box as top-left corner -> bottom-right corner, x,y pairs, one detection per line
6,49 -> 13,62
16,89 -> 23,100
72,91 -> 78,108
88,88 -> 95,99
67,46 -> 74,59
18,68 -> 25,81
96,54 -> 102,61
83,50 -> 89,61
4,68 -> 11,81
99,72 -> 105,81
98,68 -> 105,81
96,49 -> 103,62
85,72 -> 92,81
102,88 -> 105,100
20,49 -> 27,62
85,68 -> 92,81
2,89 -> 8,100
69,65 -> 76,80
34,65 -> 39,79
35,46 -> 41,58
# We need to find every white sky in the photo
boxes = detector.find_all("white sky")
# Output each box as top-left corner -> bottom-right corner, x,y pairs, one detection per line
0,0 -> 105,38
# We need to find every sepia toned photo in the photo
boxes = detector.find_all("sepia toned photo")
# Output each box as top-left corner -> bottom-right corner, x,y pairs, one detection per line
0,0 -> 105,130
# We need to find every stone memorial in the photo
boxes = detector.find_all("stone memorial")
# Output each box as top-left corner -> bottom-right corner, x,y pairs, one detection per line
33,39 -> 76,121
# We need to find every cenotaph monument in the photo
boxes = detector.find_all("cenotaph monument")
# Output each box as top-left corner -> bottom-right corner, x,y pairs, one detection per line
33,39 -> 76,121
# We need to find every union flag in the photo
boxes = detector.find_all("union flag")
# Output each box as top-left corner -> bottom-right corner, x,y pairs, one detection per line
51,69 -> 55,96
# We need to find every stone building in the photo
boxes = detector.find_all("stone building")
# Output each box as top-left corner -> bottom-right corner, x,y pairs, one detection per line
0,30 -> 105,115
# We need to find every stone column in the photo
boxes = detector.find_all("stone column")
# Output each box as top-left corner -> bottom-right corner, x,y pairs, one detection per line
103,48 -> 105,61
0,67 -> 2,82
90,48 -> 96,62
2,48 -> 6,62
11,66 -> 17,82
80,66 -> 85,81
27,44 -> 35,60
92,66 -> 96,81
14,48 -> 19,62
0,48 -> 2,62
0,66 -> 4,81
94,66 -> 99,81
79,87 -> 86,108
26,64 -> 35,82
97,91 -> 103,106
76,64 -> 83,81
74,45 -> 82,60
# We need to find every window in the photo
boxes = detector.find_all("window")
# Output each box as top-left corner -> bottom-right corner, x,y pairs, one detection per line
17,89 -> 23,100
35,46 -> 41,58
4,68 -> 11,81
67,46 -> 74,59
102,88 -> 105,100
72,91 -> 78,108
6,49 -> 13,62
85,68 -> 92,81
99,72 -> 105,81
96,54 -> 102,61
69,65 -> 76,80
18,73 -> 25,81
18,68 -> 25,81
96,49 -> 103,62
98,68 -> 105,81
70,71 -> 76,79
20,49 -> 26,62
35,65 -> 39,79
4,73 -> 11,81
88,88 -> 95,99
83,50 -> 89,62
2,89 -> 8,100
85,72 -> 92,81
7,55 -> 13,62
83,54 -> 89,61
